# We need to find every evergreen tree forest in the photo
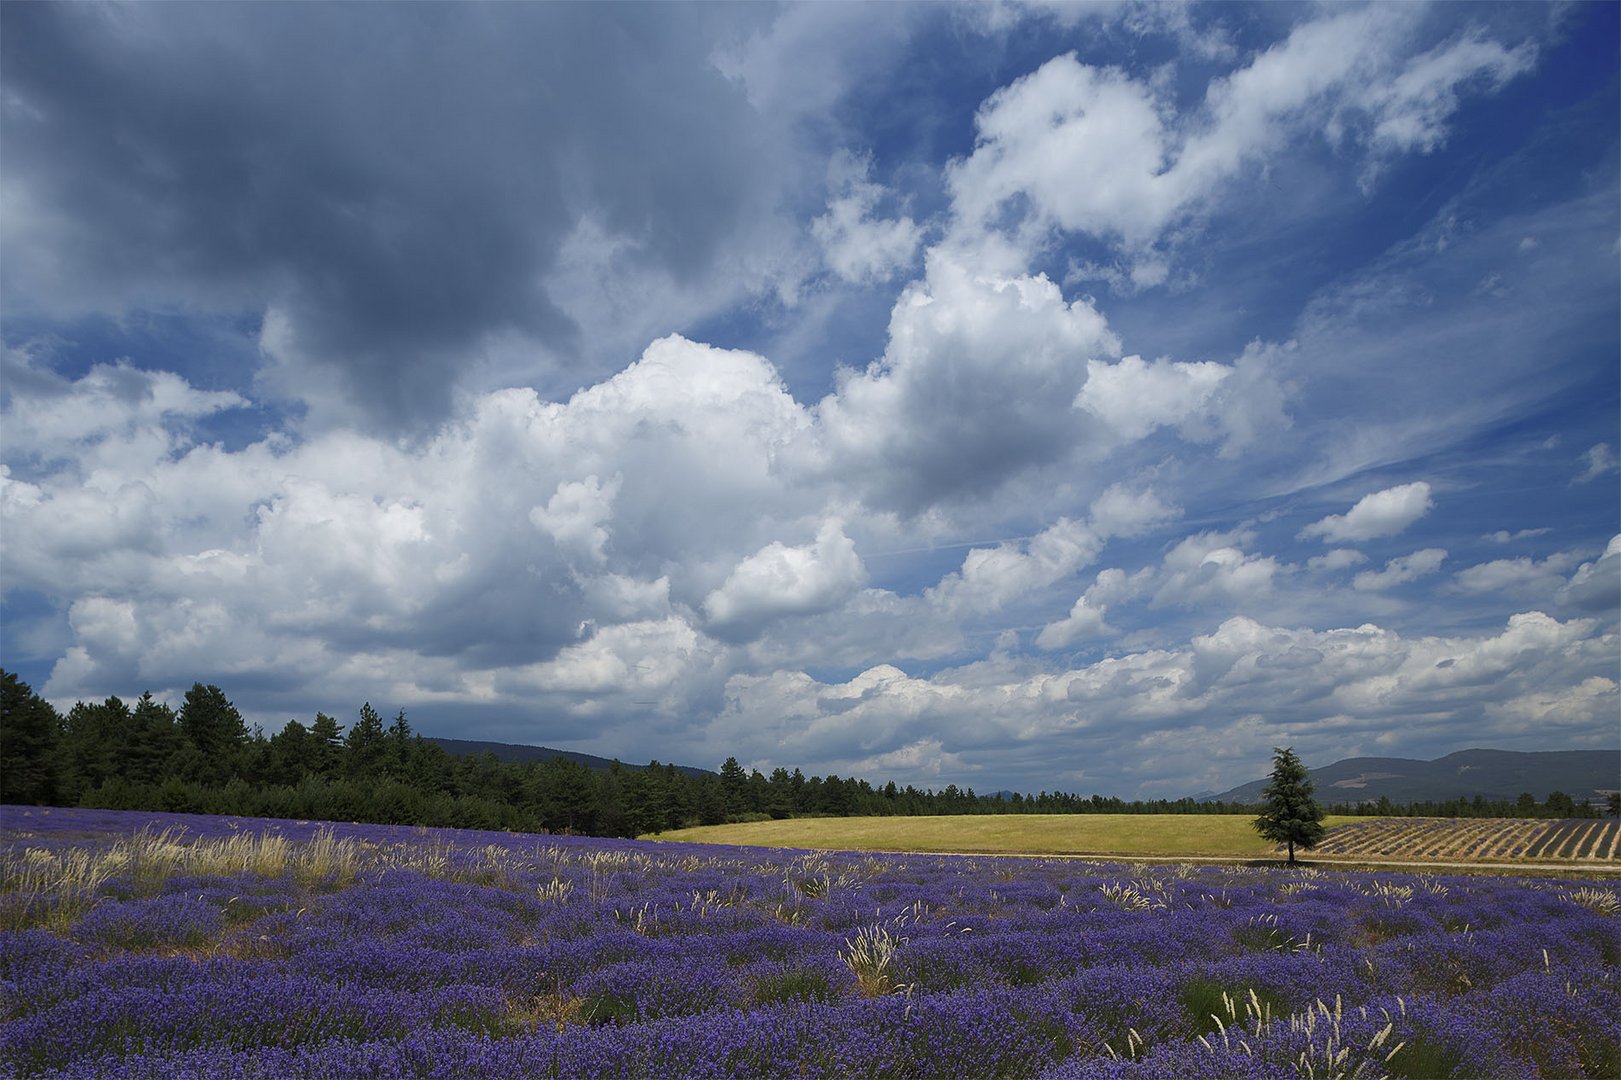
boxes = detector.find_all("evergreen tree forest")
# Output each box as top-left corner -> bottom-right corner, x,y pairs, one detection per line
0,670 -> 1601,836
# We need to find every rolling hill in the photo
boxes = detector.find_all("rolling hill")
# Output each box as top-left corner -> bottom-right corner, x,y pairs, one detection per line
1210,748 -> 1620,807
426,737 -> 715,780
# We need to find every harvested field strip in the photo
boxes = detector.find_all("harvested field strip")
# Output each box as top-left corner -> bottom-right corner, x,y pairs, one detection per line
1527,822 -> 1575,859
1420,820 -> 1470,857
1430,819 -> 1491,858
1554,823 -> 1584,859
1476,822 -> 1516,859
1312,817 -> 1619,863
1412,823 -> 1441,857
1339,821 -> 1406,858
1464,819 -> 1507,855
1567,820 -> 1614,860
1592,820 -> 1621,860
1530,820 -> 1556,856
1597,821 -> 1617,859
1489,821 -> 1545,859
1573,823 -> 1596,858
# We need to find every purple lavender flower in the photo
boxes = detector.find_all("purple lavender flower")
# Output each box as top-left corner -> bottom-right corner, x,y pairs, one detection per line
4,805 -> 1618,1079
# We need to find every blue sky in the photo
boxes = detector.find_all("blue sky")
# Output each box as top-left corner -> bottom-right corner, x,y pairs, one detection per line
2,1 -> 1616,798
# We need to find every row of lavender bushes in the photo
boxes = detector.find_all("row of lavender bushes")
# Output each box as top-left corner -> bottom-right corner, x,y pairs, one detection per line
2,805 -> 1618,1078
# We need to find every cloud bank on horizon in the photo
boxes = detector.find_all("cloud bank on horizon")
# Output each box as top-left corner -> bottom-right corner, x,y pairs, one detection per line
2,1 -> 1616,798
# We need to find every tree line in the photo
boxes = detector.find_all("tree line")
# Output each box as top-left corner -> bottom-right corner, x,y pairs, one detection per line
0,670 -> 1260,832
0,670 -> 1609,835
1327,792 -> 1607,820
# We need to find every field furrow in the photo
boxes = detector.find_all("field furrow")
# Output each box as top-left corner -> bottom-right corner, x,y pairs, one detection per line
1306,817 -> 1620,865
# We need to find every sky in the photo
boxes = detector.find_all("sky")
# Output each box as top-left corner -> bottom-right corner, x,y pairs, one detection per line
2,1 -> 1617,799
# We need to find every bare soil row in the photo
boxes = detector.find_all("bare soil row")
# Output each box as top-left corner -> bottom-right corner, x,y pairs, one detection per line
1311,816 -> 1620,863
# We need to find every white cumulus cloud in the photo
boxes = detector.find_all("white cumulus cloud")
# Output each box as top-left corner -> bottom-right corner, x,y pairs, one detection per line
812,151 -> 924,284
703,520 -> 867,638
944,7 -> 1534,275
1035,594 -> 1113,650
1557,536 -> 1621,613
1153,531 -> 1283,609
704,610 -> 1615,795
1300,481 -> 1434,543
1075,355 -> 1231,442
1353,548 -> 1448,591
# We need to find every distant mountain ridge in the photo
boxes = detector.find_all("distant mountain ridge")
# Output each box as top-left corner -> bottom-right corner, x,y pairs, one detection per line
427,737 -> 715,780
1210,749 -> 1620,806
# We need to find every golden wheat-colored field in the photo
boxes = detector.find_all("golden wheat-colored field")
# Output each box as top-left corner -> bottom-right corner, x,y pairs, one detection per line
651,814 -> 1621,868
648,814 -> 1354,859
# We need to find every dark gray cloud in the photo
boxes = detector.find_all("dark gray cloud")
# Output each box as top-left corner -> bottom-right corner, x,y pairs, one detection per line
1,2 -> 791,428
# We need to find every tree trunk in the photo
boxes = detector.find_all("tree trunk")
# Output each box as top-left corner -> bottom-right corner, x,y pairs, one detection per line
1287,840 -> 1295,865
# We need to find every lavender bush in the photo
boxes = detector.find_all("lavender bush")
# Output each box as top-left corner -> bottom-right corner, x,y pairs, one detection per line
2,806 -> 1616,1078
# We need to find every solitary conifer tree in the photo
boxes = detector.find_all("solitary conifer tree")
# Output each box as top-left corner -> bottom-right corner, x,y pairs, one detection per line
1253,746 -> 1325,865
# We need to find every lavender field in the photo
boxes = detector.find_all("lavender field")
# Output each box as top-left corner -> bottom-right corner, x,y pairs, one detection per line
2,807 -> 1617,1079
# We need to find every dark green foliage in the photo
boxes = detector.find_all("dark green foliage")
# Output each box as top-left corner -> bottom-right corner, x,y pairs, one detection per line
1577,1031 -> 1621,1078
126,693 -> 182,787
58,696 -> 134,803
1544,790 -> 1577,817
309,713 -> 344,776
719,756 -> 749,818
1,670 -> 60,804
267,720 -> 318,787
620,764 -> 669,837
528,757 -> 599,834
1385,1035 -> 1466,1079
1177,979 -> 1286,1036
343,703 -> 386,781
1252,746 -> 1326,864
177,683 -> 248,785
579,991 -> 636,1027
750,966 -> 835,1006
1329,790 -> 1603,819
1233,924 -> 1288,953
766,768 -> 794,819
691,773 -> 727,827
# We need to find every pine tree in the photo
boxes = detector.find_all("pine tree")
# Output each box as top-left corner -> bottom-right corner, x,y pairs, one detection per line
1,670 -> 60,805
177,684 -> 248,785
384,710 -> 414,779
59,696 -> 133,800
1252,746 -> 1325,865
344,703 -> 387,781
267,719 -> 317,786
126,692 -> 182,786
309,713 -> 345,777
719,756 -> 749,819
